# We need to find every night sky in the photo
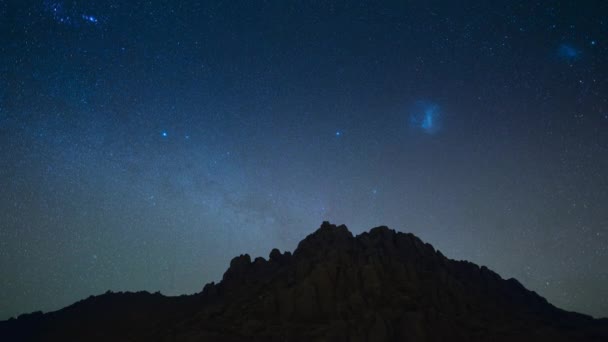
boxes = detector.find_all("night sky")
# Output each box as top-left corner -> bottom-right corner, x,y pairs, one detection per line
1,0 -> 607,320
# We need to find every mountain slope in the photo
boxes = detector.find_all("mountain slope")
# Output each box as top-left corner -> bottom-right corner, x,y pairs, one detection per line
2,222 -> 607,341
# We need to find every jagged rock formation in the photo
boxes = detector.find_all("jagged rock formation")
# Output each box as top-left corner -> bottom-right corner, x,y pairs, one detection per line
2,222 -> 607,341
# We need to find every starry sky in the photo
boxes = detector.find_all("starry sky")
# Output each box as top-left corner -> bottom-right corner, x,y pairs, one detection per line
1,0 -> 607,320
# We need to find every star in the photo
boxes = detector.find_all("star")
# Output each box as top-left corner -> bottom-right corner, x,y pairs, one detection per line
3,0 -> 607,322
82,15 -> 98,24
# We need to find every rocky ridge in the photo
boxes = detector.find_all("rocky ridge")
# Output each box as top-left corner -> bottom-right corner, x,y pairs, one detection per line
2,222 -> 607,341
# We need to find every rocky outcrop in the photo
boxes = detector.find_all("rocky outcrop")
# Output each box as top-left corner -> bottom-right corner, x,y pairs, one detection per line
2,222 -> 607,341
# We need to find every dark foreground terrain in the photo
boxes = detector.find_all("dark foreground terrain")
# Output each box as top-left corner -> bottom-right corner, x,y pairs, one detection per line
2,222 -> 607,341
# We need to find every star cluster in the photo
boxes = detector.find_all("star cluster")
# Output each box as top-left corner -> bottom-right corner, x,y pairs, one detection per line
43,1 -> 100,26
1,0 -> 607,320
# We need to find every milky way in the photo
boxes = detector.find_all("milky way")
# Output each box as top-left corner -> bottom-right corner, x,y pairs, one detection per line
1,0 -> 607,320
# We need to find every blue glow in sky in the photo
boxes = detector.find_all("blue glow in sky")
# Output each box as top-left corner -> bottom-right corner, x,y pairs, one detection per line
410,101 -> 441,134
558,44 -> 581,60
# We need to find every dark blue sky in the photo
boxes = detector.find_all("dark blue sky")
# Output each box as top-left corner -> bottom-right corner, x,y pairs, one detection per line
1,0 -> 607,319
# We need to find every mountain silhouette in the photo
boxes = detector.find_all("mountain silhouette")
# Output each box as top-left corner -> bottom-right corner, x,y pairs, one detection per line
2,222 -> 607,341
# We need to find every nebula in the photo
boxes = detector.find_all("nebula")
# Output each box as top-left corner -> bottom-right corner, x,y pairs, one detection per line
410,101 -> 441,134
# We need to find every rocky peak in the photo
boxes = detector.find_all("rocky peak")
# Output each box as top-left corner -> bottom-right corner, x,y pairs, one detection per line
5,222 -> 607,342
293,221 -> 354,259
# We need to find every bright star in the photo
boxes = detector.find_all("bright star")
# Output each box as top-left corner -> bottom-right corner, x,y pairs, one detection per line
335,131 -> 342,137
82,15 -> 98,23
161,131 -> 168,137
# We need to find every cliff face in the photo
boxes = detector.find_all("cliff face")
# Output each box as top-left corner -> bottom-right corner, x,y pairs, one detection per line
2,222 -> 608,341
